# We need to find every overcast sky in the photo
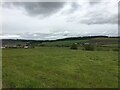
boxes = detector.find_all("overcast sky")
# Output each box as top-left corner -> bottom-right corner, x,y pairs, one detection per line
0,0 -> 119,40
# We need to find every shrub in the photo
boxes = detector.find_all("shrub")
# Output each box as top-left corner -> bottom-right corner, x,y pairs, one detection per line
112,48 -> 120,51
84,44 -> 94,51
17,44 -> 21,47
39,44 -> 45,47
70,43 -> 78,50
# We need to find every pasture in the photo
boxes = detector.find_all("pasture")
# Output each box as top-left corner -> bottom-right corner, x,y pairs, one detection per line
2,47 -> 118,88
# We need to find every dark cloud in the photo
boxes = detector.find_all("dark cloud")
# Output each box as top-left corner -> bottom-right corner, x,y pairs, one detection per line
89,0 -> 102,5
3,2 -> 66,17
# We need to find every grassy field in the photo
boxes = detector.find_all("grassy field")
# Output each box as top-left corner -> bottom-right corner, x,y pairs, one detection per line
2,47 -> 118,88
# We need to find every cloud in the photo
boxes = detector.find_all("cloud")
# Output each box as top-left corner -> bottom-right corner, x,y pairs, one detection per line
3,1 -> 118,24
68,2 -> 80,13
82,0 -> 118,24
1,26 -> 118,40
0,34 -> 20,39
0,32 -> 68,40
3,2 -> 66,17
1,1 -> 118,40
80,12 -> 117,25
66,1 -> 117,25
89,0 -> 102,5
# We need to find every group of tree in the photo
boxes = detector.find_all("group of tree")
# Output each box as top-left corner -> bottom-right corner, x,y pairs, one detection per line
70,43 -> 94,51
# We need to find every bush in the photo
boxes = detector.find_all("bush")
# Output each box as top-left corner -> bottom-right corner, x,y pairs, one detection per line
84,44 -> 94,51
39,44 -> 45,47
70,43 -> 78,50
112,48 -> 120,51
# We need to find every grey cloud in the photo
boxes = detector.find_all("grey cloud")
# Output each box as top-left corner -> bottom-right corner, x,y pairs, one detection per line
89,0 -> 102,5
1,30 -> 118,40
80,1 -> 118,25
68,2 -> 80,13
61,2 -> 80,15
80,12 -> 117,25
3,2 -> 66,17
71,2 -> 80,10
20,33 -> 51,40
65,2 -> 118,25
1,31 -> 82,40
118,3 -> 120,24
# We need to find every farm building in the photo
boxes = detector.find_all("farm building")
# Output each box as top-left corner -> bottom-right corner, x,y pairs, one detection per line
24,46 -> 29,49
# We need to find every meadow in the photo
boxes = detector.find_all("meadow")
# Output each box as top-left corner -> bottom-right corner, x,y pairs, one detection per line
2,47 -> 118,88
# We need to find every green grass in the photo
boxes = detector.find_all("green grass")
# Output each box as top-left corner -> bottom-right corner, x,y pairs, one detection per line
2,47 -> 118,88
100,44 -> 118,47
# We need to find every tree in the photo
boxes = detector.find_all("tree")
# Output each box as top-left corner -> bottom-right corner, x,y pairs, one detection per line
70,43 -> 78,50
84,44 -> 94,51
17,44 -> 21,47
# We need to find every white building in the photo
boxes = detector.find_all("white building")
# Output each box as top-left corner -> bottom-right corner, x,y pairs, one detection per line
24,46 -> 29,49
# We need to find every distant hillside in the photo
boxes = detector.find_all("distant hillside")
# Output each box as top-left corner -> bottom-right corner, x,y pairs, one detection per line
1,36 -> 119,47
2,35 -> 118,42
